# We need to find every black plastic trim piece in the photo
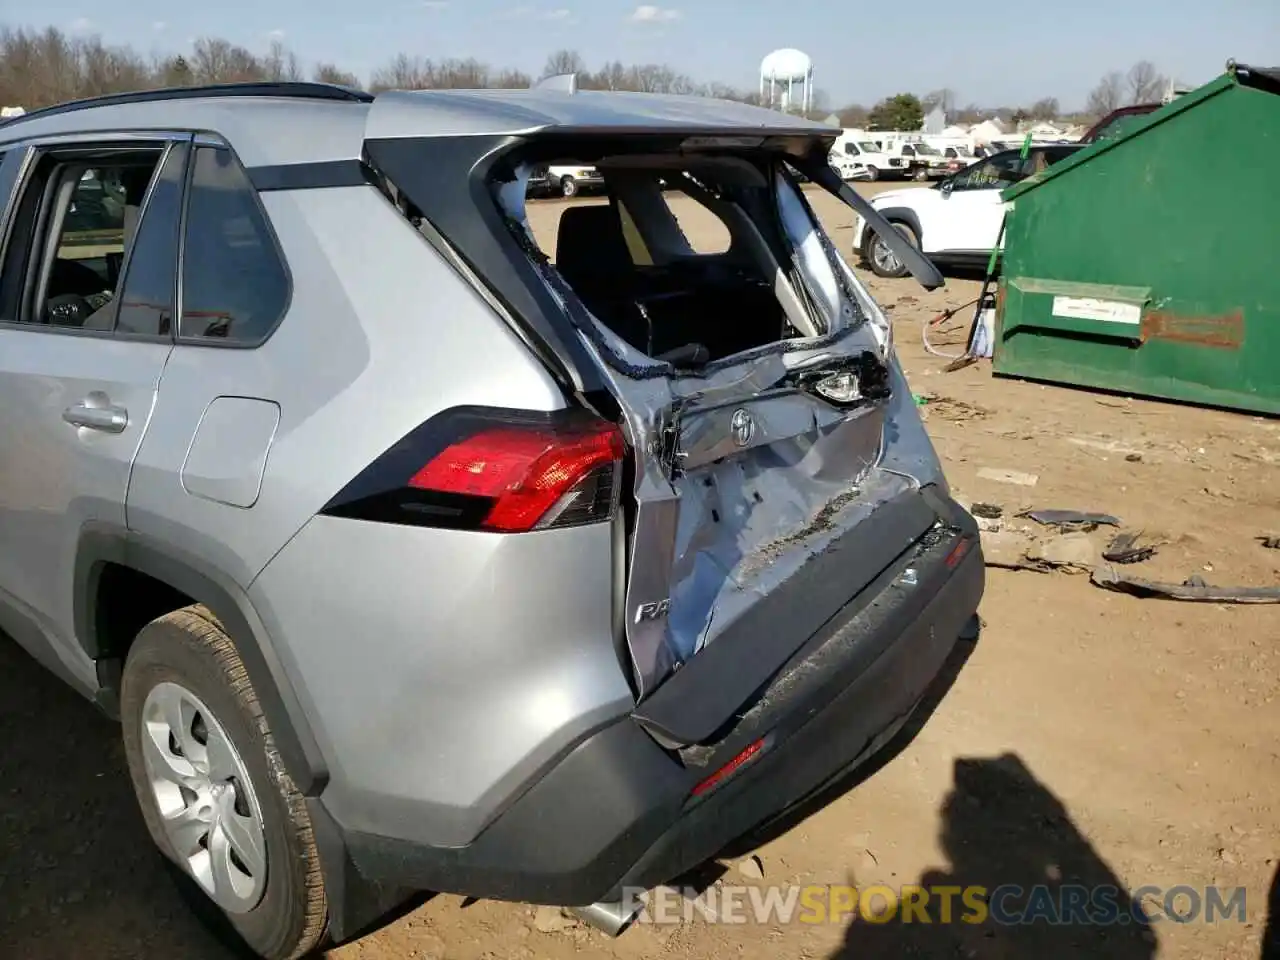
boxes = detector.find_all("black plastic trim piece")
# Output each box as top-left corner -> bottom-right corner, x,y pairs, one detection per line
6,82 -> 373,128
73,525 -> 329,795
248,159 -> 376,192
631,488 -> 942,746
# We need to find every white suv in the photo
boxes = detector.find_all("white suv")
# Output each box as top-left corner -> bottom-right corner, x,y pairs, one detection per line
852,144 -> 1080,276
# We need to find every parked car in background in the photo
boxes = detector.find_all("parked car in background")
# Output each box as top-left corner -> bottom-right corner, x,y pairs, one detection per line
880,140 -> 951,181
0,81 -> 983,959
1080,103 -> 1162,143
831,132 -> 894,180
528,163 -> 605,197
852,143 -> 1081,276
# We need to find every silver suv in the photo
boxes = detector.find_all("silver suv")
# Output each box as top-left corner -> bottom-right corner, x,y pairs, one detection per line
0,81 -> 983,957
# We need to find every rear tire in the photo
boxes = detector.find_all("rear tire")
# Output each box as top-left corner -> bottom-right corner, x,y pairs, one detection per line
864,165 -> 879,182
120,606 -> 329,960
912,165 -> 930,182
865,222 -> 918,279
560,176 -> 579,198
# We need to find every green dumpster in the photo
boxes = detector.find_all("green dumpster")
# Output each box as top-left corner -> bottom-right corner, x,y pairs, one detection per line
992,61 -> 1280,416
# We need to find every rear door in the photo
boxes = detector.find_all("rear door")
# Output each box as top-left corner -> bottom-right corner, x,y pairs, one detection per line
521,165 -> 937,732
0,135 -> 186,682
931,150 -> 1025,253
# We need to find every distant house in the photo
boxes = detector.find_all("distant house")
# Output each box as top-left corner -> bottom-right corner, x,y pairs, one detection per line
941,123 -> 971,137
969,118 -> 1007,145
1026,121 -> 1064,139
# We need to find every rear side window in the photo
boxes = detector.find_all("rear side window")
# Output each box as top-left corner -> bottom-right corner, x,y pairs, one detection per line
180,146 -> 289,343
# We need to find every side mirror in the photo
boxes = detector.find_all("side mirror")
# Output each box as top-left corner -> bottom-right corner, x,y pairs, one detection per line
940,180 -> 954,196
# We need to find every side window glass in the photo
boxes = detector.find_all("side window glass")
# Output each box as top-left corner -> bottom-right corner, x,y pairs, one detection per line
845,144 -> 859,156
115,142 -> 188,337
180,146 -> 289,343
950,153 -> 1024,191
0,147 -> 165,329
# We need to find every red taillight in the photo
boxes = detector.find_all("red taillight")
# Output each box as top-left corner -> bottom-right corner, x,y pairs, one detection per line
691,738 -> 766,798
409,422 -> 624,533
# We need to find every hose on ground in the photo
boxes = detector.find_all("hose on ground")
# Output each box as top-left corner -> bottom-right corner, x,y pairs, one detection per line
921,297 -> 980,361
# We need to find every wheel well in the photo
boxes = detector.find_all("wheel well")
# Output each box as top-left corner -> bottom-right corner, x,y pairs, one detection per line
863,217 -> 904,256
91,562 -> 196,664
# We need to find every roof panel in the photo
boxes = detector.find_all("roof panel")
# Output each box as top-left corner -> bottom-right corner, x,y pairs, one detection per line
364,88 -> 834,140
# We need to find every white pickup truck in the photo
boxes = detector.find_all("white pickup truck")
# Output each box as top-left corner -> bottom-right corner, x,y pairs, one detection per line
527,164 -> 606,198
830,134 -> 894,181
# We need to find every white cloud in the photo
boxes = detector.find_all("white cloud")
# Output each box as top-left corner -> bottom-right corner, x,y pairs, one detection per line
152,21 -> 166,32
267,28 -> 286,39
629,5 -> 680,22
421,0 -> 448,8
543,7 -> 571,18
68,17 -> 94,33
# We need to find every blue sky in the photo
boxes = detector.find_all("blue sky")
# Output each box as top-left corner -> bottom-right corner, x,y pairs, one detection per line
6,0 -> 1279,109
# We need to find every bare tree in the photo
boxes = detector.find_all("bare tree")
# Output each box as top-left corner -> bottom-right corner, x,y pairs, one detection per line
190,37 -> 264,84
835,103 -> 869,127
541,49 -> 585,79
922,88 -> 956,114
262,41 -> 303,82
369,53 -> 433,91
492,68 -> 532,89
0,19 -> 774,113
314,63 -> 359,88
1126,60 -> 1166,105
1029,97 -> 1060,121
1086,71 -> 1124,117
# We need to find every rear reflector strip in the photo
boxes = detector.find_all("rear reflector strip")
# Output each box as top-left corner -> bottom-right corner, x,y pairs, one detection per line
691,738 -> 766,797
944,536 -> 972,569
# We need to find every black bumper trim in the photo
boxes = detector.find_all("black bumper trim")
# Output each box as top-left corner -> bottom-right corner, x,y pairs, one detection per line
319,495 -> 984,931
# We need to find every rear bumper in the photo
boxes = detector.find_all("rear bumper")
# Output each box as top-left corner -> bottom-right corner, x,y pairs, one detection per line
311,495 -> 984,940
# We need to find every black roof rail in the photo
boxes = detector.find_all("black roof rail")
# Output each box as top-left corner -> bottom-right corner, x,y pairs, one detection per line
9,81 -> 375,125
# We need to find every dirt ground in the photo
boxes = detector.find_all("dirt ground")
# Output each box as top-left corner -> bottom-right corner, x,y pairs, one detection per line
1,183 -> 1277,960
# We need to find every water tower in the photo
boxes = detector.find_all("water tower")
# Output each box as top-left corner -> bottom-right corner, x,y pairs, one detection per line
760,48 -> 814,113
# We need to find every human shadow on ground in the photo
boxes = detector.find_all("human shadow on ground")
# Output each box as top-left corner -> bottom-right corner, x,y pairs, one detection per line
828,752 -> 1159,960
1263,859 -> 1279,960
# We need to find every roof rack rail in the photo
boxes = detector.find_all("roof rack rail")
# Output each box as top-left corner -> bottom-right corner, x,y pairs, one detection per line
9,81 -> 375,125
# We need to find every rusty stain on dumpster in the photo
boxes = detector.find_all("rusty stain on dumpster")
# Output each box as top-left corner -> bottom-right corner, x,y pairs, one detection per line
1140,309 -> 1244,349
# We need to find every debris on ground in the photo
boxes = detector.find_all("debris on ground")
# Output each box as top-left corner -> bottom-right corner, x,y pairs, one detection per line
1021,509 -> 1121,531
971,503 -> 1004,519
1102,531 -> 1159,564
914,394 -> 991,422
1025,532 -> 1099,573
977,467 -> 1039,487
1090,568 -> 1280,603
532,906 -> 578,934
1257,535 -> 1280,549
737,856 -> 765,880
1125,452 -> 1144,463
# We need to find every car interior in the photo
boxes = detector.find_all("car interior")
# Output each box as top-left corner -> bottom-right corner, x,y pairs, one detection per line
522,159 -> 821,365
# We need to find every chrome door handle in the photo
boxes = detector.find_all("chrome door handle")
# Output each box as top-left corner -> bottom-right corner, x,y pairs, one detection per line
63,402 -> 128,433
